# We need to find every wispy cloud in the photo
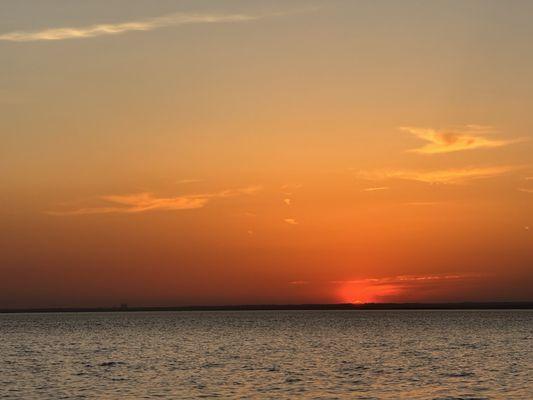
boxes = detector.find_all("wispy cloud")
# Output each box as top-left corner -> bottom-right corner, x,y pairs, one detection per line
281,183 -> 303,196
284,218 -> 298,225
333,274 -> 475,285
282,184 -> 303,190
401,125 -> 524,154
362,186 -> 389,192
0,11 -> 271,42
48,186 -> 261,216
519,176 -> 533,193
284,198 -> 292,206
358,165 -> 519,184
335,273 -> 484,303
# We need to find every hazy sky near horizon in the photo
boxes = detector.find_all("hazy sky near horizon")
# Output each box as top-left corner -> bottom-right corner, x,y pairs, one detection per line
1,0 -> 532,307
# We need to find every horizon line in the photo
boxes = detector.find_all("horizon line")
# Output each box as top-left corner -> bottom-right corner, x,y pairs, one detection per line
2,301 -> 533,314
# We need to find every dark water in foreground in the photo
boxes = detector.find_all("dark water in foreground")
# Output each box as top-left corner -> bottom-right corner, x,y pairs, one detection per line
0,311 -> 531,399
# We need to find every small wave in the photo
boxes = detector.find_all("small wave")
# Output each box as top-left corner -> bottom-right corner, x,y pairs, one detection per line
99,361 -> 125,367
285,377 -> 302,383
445,372 -> 475,378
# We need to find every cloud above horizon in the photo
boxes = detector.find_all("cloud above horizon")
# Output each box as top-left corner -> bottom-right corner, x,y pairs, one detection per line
358,165 -> 519,184
363,186 -> 389,192
401,125 -> 524,154
333,274 -> 477,285
48,186 -> 261,215
0,11 -> 267,42
334,273 -> 485,303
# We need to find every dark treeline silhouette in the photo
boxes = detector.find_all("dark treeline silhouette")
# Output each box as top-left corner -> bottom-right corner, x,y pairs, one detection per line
1,302 -> 532,313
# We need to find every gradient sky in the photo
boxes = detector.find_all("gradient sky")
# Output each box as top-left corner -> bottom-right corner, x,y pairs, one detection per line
1,0 -> 532,308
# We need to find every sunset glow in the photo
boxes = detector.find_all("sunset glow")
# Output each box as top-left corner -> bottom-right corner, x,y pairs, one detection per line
1,0 -> 532,308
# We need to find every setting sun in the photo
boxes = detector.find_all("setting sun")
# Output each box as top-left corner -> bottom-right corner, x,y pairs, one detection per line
338,283 -> 402,304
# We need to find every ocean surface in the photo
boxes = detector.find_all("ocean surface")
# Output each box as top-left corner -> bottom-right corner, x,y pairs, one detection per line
0,310 -> 531,399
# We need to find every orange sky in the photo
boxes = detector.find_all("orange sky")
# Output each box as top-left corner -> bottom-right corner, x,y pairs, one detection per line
1,1 -> 532,307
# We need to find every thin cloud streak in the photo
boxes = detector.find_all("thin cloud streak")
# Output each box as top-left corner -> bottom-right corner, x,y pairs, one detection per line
284,218 -> 298,225
281,183 -> 303,196
334,273 -> 486,303
333,274 -> 478,285
363,186 -> 389,192
48,186 -> 261,216
401,125 -> 524,154
358,165 -> 519,184
0,12 -> 268,42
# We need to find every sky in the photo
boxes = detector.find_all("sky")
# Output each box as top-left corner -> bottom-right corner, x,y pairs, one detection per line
1,0 -> 532,308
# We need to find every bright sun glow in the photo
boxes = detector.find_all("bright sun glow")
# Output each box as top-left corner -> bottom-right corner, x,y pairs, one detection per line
338,283 -> 403,304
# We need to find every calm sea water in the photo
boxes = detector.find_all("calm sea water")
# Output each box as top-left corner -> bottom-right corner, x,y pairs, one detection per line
0,310 -> 531,399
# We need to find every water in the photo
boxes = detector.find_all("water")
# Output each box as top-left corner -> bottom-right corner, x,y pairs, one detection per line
0,310 -> 531,399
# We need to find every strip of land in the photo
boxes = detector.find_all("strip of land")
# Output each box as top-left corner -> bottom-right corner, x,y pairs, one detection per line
1,302 -> 532,313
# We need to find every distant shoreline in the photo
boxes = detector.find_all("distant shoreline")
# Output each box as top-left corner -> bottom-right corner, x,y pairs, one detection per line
1,302 -> 532,314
